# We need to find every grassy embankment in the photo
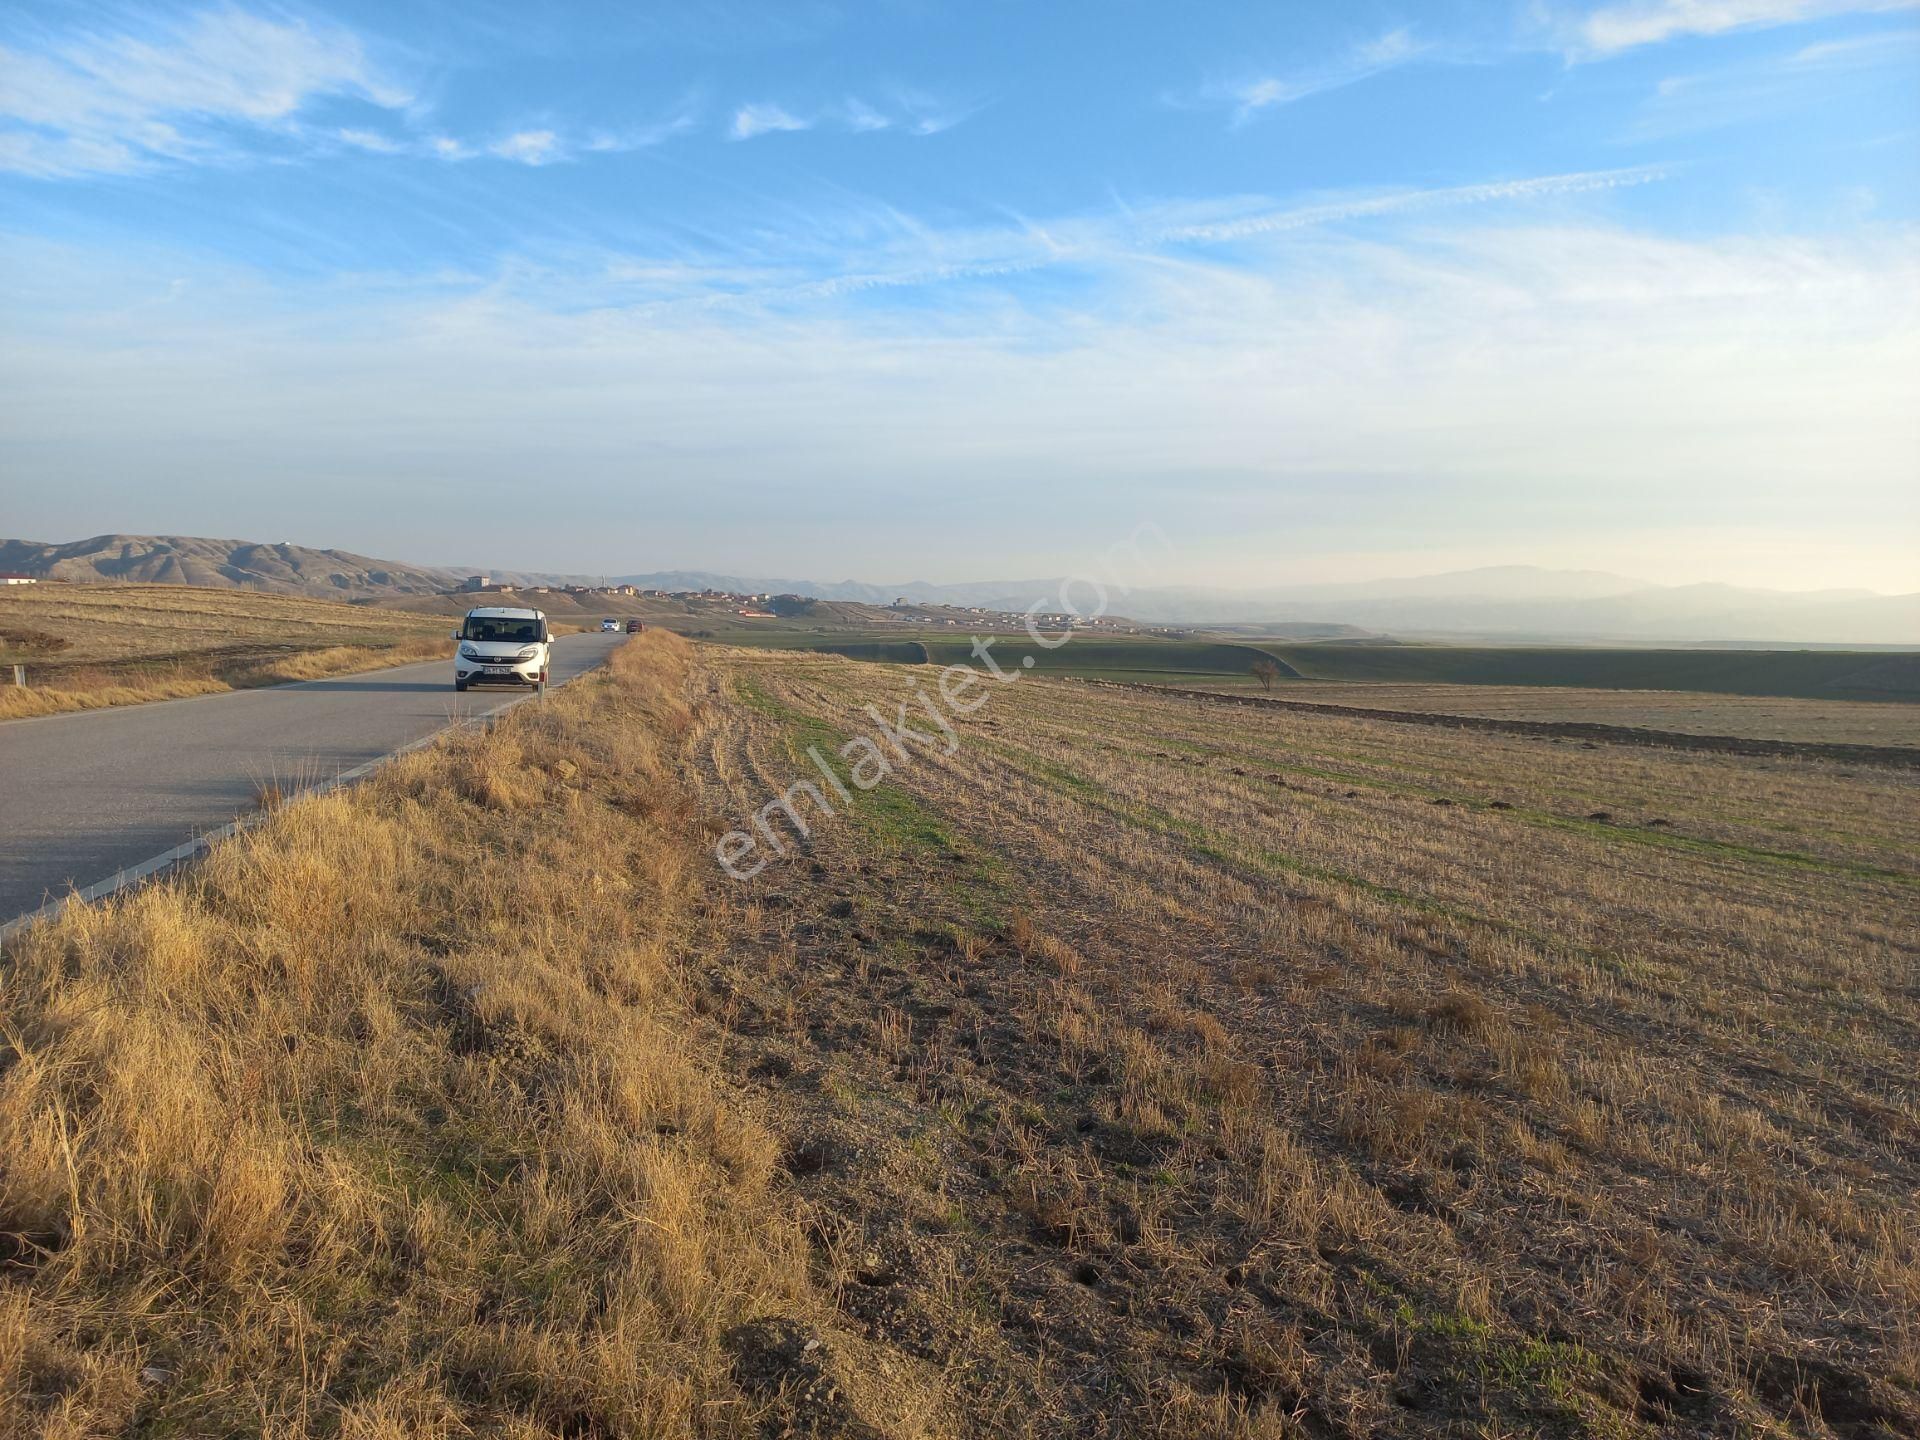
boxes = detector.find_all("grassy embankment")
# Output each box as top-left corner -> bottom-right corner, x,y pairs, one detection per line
0,633 -> 950,1437
0,585 -> 457,720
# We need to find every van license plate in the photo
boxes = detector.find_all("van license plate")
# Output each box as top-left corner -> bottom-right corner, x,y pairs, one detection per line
485,666 -> 514,675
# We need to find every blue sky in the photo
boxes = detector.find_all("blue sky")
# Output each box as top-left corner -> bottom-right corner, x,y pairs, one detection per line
2,1 -> 1917,590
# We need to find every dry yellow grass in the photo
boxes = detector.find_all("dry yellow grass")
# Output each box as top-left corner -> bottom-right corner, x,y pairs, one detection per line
0,633 -> 945,1438
0,585 -> 457,720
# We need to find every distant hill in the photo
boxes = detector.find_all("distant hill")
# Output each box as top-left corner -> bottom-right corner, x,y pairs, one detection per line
6,539 -> 1914,644
621,565 -> 1920,646
0,535 -> 590,599
0,535 -> 460,597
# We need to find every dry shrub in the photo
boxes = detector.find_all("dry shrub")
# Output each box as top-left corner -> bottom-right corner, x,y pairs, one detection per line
0,673 -> 227,720
1005,909 -> 1036,953
1034,933 -> 1082,977
444,730 -> 544,811
1423,989 -> 1498,1038
242,637 -> 451,685
1197,1052 -> 1265,1113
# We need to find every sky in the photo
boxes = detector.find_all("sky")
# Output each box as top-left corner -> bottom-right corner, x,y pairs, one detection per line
1,0 -> 1917,593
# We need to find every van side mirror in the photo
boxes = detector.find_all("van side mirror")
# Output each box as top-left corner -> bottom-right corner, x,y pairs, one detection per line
450,630 -> 460,640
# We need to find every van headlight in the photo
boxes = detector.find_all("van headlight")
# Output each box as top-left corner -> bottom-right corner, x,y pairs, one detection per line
459,644 -> 482,660
515,647 -> 540,662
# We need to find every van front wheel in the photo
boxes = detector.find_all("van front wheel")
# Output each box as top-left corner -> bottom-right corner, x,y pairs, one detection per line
454,678 -> 468,693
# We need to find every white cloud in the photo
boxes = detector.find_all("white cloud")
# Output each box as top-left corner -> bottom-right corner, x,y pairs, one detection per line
1357,26 -> 1424,67
0,8 -> 408,177
1199,27 -> 1429,124
490,129 -> 561,165
583,102 -> 702,154
729,93 -> 966,141
1571,0 -> 1918,56
842,97 -> 892,132
1159,167 -> 1669,243
889,88 -> 974,135
730,103 -> 810,140
5,199 -> 1914,590
337,127 -> 401,154
1628,25 -> 1918,134
1791,22 -> 1920,54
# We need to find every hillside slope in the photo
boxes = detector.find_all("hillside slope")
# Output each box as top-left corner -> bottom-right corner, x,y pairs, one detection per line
0,535 -> 460,597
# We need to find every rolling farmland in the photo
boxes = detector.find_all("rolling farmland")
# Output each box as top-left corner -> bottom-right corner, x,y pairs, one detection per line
6,635 -> 1915,1437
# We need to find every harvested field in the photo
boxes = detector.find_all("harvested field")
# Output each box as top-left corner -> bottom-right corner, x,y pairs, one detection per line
687,646 -> 1920,1437
1188,679 -> 1920,750
0,584 -> 456,719
1251,643 -> 1920,703
1102,682 -> 1920,769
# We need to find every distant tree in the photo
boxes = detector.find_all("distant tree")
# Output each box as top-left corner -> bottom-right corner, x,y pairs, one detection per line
1250,658 -> 1281,694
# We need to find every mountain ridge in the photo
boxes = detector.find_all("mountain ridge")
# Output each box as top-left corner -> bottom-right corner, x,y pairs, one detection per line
3,536 -> 1914,645
612,566 -> 1920,644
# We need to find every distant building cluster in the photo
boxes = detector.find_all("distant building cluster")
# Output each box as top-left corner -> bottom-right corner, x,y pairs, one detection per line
442,576 -> 1146,633
883,599 -> 1139,633
451,576 -> 791,609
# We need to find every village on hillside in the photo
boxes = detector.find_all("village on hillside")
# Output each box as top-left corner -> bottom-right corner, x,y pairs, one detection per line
456,572 -> 1153,632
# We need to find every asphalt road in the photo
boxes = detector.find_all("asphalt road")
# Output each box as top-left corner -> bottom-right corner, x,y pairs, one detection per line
0,632 -> 625,927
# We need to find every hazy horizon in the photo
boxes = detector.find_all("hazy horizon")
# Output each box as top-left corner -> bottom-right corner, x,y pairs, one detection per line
4,1 -> 1917,593
11,531 -> 1920,605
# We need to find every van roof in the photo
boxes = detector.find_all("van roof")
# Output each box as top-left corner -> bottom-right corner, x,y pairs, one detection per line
464,606 -> 546,619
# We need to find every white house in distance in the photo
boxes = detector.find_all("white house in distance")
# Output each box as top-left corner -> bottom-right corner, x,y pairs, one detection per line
0,572 -> 38,585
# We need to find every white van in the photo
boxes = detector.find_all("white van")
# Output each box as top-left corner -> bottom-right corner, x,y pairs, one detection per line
452,606 -> 552,693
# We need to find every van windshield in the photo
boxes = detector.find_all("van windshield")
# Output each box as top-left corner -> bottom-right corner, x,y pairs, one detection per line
462,616 -> 543,643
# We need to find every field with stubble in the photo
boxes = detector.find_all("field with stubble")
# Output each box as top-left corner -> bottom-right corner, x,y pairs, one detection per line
1183,678 -> 1920,750
691,646 -> 1919,1437
0,583 -> 455,719
3,634 -> 1915,1439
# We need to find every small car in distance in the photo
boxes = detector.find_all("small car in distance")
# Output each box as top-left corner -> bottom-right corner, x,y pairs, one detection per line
453,606 -> 551,693
625,619 -> 644,633
600,618 -> 621,632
